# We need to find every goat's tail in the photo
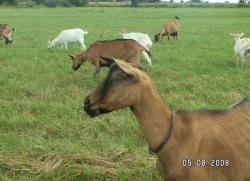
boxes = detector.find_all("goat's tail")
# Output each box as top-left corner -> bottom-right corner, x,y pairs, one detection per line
142,48 -> 152,66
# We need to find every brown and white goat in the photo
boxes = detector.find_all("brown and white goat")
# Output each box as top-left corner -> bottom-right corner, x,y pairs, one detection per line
155,17 -> 180,42
0,24 -> 15,44
84,58 -> 250,181
68,39 -> 151,78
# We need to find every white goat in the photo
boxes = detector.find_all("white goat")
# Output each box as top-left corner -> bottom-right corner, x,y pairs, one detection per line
230,32 -> 250,65
120,32 -> 152,66
48,28 -> 88,50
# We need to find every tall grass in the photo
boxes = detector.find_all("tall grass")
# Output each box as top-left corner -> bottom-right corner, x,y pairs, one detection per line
0,7 -> 249,180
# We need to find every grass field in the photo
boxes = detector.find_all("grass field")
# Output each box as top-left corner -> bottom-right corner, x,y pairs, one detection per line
0,7 -> 250,180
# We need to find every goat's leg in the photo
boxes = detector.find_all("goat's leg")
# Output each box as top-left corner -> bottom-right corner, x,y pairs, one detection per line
93,62 -> 101,79
4,36 -> 11,44
78,38 -> 86,51
82,43 -> 86,51
176,32 -> 178,40
5,38 -> 9,44
235,53 -> 240,66
64,42 -> 68,50
238,56 -> 244,65
239,53 -> 246,64
242,57 -> 246,64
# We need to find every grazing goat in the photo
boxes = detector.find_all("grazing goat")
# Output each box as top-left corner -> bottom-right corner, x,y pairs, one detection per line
155,17 -> 180,42
120,32 -> 152,65
68,39 -> 151,77
84,58 -> 250,181
230,32 -> 250,65
48,28 -> 88,50
0,24 -> 15,44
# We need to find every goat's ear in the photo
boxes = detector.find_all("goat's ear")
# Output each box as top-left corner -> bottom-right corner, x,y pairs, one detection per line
113,58 -> 139,79
99,56 -> 114,63
240,33 -> 244,37
48,37 -> 52,44
68,54 -> 75,60
230,33 -> 235,36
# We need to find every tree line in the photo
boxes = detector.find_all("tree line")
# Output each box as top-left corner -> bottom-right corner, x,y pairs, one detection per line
0,0 -> 248,7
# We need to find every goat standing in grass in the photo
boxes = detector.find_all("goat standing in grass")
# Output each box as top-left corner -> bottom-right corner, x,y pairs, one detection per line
0,24 -> 15,44
84,58 -> 250,181
155,16 -> 180,42
120,32 -> 152,65
48,28 -> 88,50
230,32 -> 250,65
68,39 -> 151,78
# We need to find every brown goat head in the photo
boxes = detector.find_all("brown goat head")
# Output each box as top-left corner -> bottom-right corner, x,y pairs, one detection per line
154,33 -> 160,42
84,58 -> 145,117
68,54 -> 85,70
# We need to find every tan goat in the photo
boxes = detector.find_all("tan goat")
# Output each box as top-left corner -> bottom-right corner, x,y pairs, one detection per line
155,17 -> 180,42
0,24 -> 15,44
84,58 -> 250,181
68,39 -> 151,78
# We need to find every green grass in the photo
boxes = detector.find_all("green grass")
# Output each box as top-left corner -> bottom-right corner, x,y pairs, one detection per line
0,7 -> 249,180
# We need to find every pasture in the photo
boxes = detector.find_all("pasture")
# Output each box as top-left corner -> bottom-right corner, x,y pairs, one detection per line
0,7 -> 250,180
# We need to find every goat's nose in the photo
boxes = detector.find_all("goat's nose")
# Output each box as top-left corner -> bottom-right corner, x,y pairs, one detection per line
84,96 -> 90,106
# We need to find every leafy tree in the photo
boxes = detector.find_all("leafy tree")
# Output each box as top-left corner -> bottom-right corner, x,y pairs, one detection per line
131,0 -> 138,6
32,0 -> 45,4
44,0 -> 57,6
238,0 -> 247,3
189,0 -> 202,2
69,0 -> 86,6
5,0 -> 17,4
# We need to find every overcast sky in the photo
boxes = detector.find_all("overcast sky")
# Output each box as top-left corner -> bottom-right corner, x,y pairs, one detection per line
161,0 -> 239,3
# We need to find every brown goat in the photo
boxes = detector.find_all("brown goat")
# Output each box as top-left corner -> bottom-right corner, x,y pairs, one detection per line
84,58 -> 250,180
155,17 -> 180,42
68,39 -> 151,78
0,24 -> 15,44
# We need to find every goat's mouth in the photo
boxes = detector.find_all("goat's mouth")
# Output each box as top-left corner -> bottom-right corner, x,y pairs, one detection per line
84,95 -> 112,117
84,106 -> 111,117
72,64 -> 81,71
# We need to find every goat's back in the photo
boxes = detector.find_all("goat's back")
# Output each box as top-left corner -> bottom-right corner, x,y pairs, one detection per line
168,99 -> 250,180
86,39 -> 144,63
0,24 -> 12,35
162,20 -> 179,34
58,28 -> 86,40
121,32 -> 152,49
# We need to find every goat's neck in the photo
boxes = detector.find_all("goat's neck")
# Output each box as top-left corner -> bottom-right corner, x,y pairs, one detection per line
50,37 -> 59,45
132,81 -> 172,151
234,37 -> 241,42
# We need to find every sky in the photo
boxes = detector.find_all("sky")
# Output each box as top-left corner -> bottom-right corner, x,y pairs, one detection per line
161,0 -> 239,3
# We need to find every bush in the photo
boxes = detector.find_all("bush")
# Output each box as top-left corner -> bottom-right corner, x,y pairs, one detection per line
44,0 -> 57,7
6,0 -> 17,4
69,0 -> 86,6
59,0 -> 71,6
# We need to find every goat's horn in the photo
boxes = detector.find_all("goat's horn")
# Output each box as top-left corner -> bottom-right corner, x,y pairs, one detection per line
68,54 -> 75,60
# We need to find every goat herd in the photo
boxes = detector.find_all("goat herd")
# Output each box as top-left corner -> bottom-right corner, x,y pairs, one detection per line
1,16 -> 250,181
